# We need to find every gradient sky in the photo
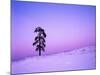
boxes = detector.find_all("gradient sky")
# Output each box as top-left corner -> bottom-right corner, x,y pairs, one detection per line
11,1 -> 96,61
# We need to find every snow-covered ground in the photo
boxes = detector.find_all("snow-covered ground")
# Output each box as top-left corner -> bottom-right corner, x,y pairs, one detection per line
12,46 -> 96,74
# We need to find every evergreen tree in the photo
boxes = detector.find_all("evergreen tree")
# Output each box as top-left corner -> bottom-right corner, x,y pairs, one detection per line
33,27 -> 46,56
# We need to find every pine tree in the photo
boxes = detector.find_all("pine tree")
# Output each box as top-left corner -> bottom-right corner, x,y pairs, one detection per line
33,27 -> 46,56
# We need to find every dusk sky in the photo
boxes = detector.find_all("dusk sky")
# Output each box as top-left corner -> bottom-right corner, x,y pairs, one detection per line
11,1 -> 96,61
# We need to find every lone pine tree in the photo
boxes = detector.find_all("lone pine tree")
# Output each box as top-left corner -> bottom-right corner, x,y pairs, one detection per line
33,27 -> 46,56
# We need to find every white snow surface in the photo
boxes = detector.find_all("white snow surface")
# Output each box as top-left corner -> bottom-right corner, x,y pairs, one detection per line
12,46 -> 96,74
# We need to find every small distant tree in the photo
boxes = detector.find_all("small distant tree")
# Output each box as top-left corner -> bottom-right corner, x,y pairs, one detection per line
33,27 -> 46,56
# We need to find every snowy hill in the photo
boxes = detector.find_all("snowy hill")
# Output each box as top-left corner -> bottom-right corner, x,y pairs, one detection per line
12,46 -> 96,74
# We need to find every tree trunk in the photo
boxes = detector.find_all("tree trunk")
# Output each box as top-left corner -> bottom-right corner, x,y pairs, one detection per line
38,33 -> 41,56
39,49 -> 41,56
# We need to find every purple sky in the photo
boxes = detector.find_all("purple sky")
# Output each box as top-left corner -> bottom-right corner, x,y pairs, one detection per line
11,1 -> 96,61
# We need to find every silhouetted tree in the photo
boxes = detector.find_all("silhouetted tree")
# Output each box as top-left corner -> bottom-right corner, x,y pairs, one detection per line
33,27 -> 46,56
